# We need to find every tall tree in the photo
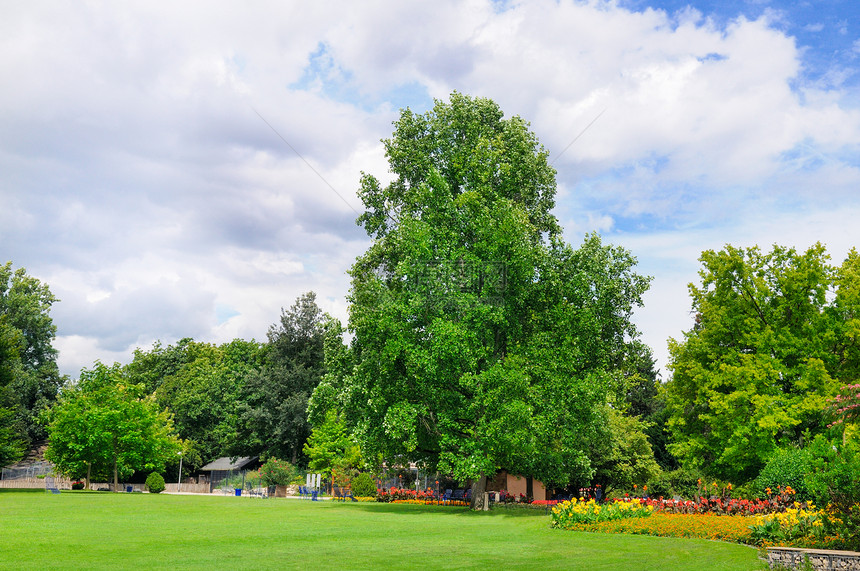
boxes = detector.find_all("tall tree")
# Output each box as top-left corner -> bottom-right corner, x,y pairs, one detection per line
665,243 -> 853,481
45,362 -> 181,489
0,262 -> 63,455
311,93 -> 650,508
234,292 -> 326,463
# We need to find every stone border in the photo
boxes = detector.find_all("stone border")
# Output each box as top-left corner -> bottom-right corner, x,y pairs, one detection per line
767,547 -> 860,570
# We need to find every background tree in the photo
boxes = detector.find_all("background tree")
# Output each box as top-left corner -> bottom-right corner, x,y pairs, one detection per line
0,262 -> 63,456
665,243 -> 852,482
144,339 -> 262,474
311,93 -> 651,508
46,362 -> 181,490
590,407 -> 662,495
234,292 -> 325,463
123,337 -> 263,480
0,406 -> 26,468
621,342 -> 676,470
303,409 -> 361,485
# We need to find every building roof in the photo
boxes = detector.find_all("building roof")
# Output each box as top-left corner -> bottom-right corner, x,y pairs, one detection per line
199,456 -> 258,471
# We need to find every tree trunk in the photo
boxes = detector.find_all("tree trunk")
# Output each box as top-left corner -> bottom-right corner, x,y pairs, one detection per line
113,457 -> 119,492
86,462 -> 91,490
470,475 -> 487,511
526,476 -> 533,501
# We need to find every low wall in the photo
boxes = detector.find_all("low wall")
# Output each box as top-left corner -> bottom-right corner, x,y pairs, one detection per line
767,547 -> 860,570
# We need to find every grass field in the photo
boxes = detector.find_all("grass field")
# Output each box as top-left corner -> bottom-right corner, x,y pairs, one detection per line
0,490 -> 766,570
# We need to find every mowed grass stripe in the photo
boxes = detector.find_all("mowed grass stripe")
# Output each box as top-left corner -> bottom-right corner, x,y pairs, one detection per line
0,491 -> 765,570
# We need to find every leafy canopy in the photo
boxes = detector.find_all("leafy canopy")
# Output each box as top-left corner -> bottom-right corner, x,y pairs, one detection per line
46,362 -> 181,488
312,93 -> 650,494
0,262 -> 63,456
666,243 -> 859,481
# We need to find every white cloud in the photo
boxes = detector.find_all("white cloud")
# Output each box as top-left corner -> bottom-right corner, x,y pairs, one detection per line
1,0 -> 858,378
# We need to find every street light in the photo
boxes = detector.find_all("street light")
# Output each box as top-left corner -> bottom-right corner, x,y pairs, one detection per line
177,452 -> 183,493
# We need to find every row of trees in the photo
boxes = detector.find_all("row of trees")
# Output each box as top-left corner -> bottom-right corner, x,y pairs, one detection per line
4,93 -> 857,508
41,292 -> 330,484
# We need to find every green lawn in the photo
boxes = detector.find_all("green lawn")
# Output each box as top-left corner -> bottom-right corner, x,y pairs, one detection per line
0,490 -> 766,570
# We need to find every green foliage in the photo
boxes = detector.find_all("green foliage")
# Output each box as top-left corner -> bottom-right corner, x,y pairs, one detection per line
590,407 -> 662,495
350,472 -> 377,498
233,292 -> 326,464
303,410 -> 360,479
315,93 -> 651,497
645,468 -> 703,500
45,362 -> 182,488
145,472 -> 166,494
0,406 -> 26,467
259,457 -> 299,488
804,435 -> 860,512
754,446 -> 813,501
0,262 -> 63,450
666,243 -> 856,481
127,338 -> 263,476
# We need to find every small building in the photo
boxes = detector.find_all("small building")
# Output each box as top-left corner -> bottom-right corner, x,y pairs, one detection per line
487,470 -> 548,501
198,457 -> 261,492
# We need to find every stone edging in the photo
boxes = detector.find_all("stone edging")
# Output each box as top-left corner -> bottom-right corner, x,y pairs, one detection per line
767,547 -> 860,570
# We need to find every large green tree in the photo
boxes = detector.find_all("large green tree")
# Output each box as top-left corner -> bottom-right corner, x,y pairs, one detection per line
311,93 -> 650,508
665,243 -> 858,482
234,292 -> 326,463
45,362 -> 181,489
0,262 -> 63,460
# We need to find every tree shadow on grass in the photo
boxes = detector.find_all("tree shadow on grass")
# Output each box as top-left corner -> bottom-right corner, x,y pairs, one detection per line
333,501 -> 551,520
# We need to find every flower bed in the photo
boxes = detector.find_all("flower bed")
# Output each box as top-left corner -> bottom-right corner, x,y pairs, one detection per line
553,485 -> 860,552
376,487 -> 438,503
390,499 -> 470,506
750,505 -> 858,551
551,498 -> 654,529
562,513 -> 755,544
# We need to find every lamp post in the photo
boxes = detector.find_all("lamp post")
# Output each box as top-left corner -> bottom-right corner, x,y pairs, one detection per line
177,452 -> 183,493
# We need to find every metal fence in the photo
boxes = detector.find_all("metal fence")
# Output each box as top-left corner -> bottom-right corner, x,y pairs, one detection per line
1,461 -> 53,481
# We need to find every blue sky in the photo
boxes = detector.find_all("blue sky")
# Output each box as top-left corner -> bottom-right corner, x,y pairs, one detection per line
1,0 -> 858,377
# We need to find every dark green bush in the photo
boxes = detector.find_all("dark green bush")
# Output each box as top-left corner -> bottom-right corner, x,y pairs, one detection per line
755,445 -> 813,500
350,472 -> 377,498
647,468 -> 702,500
804,435 -> 860,511
146,472 -> 166,494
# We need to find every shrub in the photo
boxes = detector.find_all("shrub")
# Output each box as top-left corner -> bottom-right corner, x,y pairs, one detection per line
146,472 -> 166,494
646,468 -> 702,500
260,458 -> 299,488
755,446 -> 812,501
350,473 -> 376,498
71,481 -> 84,490
804,435 -> 860,512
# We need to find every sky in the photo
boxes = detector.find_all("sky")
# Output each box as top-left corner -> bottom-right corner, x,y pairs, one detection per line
2,0 -> 859,379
